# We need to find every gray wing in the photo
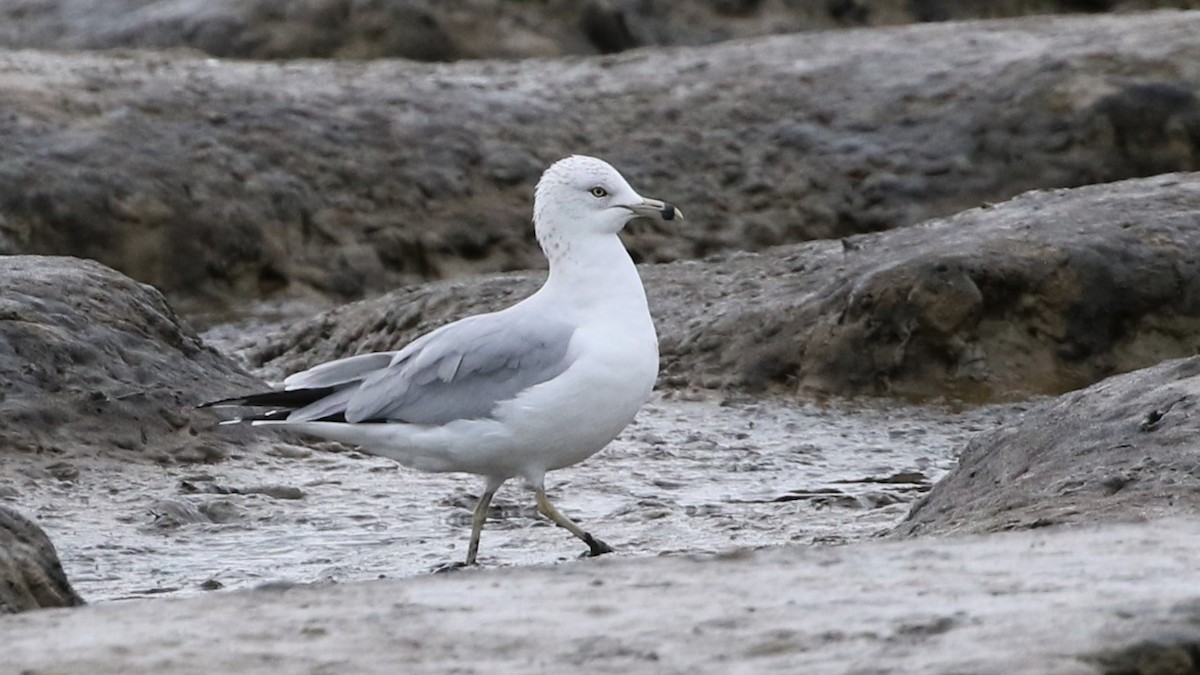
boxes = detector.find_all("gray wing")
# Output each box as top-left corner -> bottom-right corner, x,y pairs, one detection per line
278,352 -> 400,423
284,352 -> 398,389
292,311 -> 577,425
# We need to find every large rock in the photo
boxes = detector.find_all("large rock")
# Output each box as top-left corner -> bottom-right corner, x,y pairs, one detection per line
0,256 -> 262,462
786,174 -> 1200,401
241,173 -> 1200,402
0,506 -> 84,613
2,12 -> 1200,312
2,517 -> 1200,673
894,355 -> 1200,537
0,0 -> 1194,61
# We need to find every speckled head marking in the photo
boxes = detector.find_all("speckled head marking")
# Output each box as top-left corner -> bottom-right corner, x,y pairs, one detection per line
532,155 -> 681,260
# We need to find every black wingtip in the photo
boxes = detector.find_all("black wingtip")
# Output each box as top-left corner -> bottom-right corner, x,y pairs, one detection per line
198,387 -> 338,410
197,395 -> 242,409
661,202 -> 677,221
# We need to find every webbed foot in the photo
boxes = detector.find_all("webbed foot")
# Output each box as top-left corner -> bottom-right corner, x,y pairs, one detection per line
432,561 -> 474,574
581,533 -> 614,557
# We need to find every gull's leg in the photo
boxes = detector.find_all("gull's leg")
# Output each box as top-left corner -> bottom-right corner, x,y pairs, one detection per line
465,476 -> 506,566
435,477 -> 505,573
534,486 -> 614,557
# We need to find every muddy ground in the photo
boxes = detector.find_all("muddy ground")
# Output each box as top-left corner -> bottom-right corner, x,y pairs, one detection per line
7,395 -> 1017,601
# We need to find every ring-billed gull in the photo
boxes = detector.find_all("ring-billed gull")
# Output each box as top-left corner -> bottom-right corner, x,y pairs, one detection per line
205,155 -> 681,566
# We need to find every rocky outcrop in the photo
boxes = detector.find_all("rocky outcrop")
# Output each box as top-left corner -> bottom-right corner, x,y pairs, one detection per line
3,517 -> 1200,673
894,355 -> 1200,536
0,256 -> 262,462
2,12 -> 1200,312
1,0 -> 1195,61
786,174 -> 1200,401
243,173 -> 1200,403
0,506 -> 84,612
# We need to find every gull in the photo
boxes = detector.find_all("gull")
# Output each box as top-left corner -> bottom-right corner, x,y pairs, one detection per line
204,155 -> 681,566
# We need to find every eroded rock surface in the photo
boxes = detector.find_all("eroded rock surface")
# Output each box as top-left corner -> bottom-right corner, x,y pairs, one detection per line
1,0 -> 1195,61
2,12 -> 1200,312
0,256 -> 262,462
894,355 -> 1200,536
3,517 -> 1200,673
240,173 -> 1200,403
0,506 -> 84,613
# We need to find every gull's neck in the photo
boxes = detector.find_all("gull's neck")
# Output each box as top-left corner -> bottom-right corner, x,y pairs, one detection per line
538,232 -> 649,316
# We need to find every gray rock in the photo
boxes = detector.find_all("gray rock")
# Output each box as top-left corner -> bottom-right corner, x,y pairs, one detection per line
4,517 -> 1200,672
0,0 -> 1195,60
894,355 -> 1200,537
0,505 -> 85,613
144,497 -> 243,528
0,256 -> 263,462
243,172 -> 1200,403
242,485 -> 305,500
2,12 -> 1200,313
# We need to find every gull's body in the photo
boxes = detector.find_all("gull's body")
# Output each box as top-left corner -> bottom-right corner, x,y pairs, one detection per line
277,231 -> 658,479
206,155 -> 680,565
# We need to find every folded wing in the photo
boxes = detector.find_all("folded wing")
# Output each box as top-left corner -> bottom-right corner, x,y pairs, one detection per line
277,311 -> 577,425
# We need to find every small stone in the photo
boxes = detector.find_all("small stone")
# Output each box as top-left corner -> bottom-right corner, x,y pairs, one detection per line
243,485 -> 305,500
199,578 -> 224,591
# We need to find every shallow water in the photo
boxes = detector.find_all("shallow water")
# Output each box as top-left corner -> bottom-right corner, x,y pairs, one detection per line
6,394 -> 1021,602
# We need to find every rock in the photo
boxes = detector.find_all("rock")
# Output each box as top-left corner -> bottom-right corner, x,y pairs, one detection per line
2,13 -> 1200,313
3,517 -> 1200,672
581,1 -> 640,54
893,355 -> 1200,537
178,479 -> 305,500
786,174 -> 1200,401
0,0 -> 462,61
0,0 -> 1195,60
0,505 -> 85,612
0,256 -> 264,462
242,485 -> 305,500
145,497 -> 243,527
144,498 -> 210,527
244,172 -> 1200,403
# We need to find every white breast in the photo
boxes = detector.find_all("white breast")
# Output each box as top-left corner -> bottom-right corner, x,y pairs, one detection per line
492,309 -> 658,479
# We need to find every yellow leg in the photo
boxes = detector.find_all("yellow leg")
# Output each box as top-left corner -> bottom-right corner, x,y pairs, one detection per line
534,487 -> 613,557
459,477 -> 506,567
463,488 -> 496,565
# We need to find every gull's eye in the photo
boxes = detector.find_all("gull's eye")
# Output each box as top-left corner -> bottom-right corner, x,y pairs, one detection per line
590,186 -> 608,198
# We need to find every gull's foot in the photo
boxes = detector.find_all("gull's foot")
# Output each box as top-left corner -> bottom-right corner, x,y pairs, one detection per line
432,561 -> 474,574
581,533 -> 614,558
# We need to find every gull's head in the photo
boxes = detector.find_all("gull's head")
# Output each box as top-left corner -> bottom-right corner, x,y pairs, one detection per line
533,155 -> 682,249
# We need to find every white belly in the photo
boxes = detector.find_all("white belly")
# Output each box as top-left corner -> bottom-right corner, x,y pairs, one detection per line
490,319 -> 659,478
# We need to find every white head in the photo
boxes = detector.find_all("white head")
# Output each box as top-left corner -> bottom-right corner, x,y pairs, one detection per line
532,155 -> 681,254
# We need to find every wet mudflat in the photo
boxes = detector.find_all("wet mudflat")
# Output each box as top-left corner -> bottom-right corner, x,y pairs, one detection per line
5,395 -> 1018,602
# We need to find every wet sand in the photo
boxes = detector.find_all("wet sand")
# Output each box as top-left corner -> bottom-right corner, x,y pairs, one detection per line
5,395 -> 1018,601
